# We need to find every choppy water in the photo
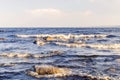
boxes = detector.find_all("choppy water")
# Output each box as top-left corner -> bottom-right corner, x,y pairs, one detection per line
0,28 -> 120,80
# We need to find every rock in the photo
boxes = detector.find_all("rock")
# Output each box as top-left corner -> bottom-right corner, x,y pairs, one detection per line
27,65 -> 111,80
27,65 -> 71,78
35,65 -> 69,75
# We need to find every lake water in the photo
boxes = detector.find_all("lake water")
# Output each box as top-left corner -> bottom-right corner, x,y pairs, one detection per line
0,28 -> 120,80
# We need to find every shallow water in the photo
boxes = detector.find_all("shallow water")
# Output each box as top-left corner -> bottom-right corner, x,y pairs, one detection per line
0,28 -> 120,80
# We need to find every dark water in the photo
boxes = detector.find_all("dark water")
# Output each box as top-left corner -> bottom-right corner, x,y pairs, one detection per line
0,28 -> 120,80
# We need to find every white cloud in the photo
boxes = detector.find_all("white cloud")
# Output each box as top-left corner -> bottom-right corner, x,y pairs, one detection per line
28,8 -> 62,16
82,10 -> 94,16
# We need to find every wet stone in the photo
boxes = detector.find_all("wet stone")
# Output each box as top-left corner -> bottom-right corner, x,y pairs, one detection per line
27,65 -> 71,78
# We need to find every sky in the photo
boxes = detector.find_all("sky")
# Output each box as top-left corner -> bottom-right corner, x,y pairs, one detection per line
0,0 -> 120,27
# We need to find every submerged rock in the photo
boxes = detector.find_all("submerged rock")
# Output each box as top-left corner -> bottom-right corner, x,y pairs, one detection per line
27,65 -> 71,78
35,65 -> 71,75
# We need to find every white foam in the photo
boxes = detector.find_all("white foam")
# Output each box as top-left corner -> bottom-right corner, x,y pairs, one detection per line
16,34 -> 107,39
87,44 -> 120,49
54,42 -> 120,50
55,42 -> 86,48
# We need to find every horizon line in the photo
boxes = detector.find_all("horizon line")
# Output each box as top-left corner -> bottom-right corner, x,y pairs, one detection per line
0,25 -> 120,28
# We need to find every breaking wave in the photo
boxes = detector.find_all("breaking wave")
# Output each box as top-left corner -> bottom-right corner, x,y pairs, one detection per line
55,42 -> 120,49
16,34 -> 108,39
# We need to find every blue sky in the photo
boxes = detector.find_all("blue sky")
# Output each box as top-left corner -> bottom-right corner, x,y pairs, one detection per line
0,0 -> 120,27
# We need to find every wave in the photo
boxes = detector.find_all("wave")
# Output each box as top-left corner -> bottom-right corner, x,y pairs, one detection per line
16,34 -> 107,39
54,42 -> 86,48
0,50 -> 63,58
0,71 -> 23,80
16,34 -> 120,50
87,44 -> 120,49
0,63 -> 15,67
54,42 -> 120,49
